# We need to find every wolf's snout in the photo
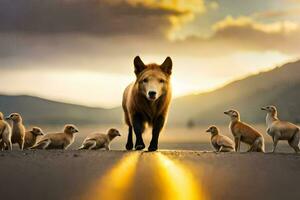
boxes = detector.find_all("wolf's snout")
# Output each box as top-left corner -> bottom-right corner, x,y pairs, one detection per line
148,91 -> 157,99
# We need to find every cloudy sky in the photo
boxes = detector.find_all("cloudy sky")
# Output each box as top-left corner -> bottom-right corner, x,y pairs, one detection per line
0,0 -> 299,107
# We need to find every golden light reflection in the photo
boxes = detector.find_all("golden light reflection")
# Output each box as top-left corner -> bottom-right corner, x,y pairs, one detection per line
81,152 -> 207,200
155,153 -> 207,200
83,153 -> 139,200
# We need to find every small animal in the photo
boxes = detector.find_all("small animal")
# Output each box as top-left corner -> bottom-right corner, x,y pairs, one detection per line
224,109 -> 264,152
78,128 -> 121,150
206,126 -> 235,152
261,105 -> 300,153
0,112 -> 12,150
31,124 -> 78,150
122,56 -> 173,151
24,127 -> 44,149
6,113 -> 25,150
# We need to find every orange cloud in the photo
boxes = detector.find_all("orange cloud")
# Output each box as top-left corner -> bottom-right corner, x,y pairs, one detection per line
180,16 -> 300,54
213,16 -> 299,34
253,8 -> 300,19
127,0 -> 206,13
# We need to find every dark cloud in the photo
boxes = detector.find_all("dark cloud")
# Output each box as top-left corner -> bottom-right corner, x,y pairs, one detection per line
0,0 -> 183,36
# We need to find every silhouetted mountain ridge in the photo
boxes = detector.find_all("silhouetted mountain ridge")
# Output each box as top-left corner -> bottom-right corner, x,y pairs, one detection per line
0,95 -> 122,125
1,59 -> 300,126
169,60 -> 300,125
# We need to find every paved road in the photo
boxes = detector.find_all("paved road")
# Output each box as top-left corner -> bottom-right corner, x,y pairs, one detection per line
0,150 -> 300,200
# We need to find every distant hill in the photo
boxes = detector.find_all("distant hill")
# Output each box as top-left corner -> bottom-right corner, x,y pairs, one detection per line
169,60 -> 300,125
0,95 -> 122,125
1,60 -> 300,126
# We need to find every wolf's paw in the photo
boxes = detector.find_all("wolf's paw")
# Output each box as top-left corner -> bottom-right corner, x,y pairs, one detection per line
126,142 -> 133,150
148,145 -> 158,152
135,144 -> 145,150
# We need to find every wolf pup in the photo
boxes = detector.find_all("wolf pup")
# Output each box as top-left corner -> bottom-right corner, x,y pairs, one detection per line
31,124 -> 78,150
6,113 -> 25,150
206,125 -> 235,152
224,109 -> 264,152
78,128 -> 121,150
0,112 -> 12,150
261,105 -> 300,153
123,56 -> 172,151
24,127 -> 44,149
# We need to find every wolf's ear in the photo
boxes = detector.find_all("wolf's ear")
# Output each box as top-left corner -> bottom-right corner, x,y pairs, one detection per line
160,57 -> 172,75
134,56 -> 146,76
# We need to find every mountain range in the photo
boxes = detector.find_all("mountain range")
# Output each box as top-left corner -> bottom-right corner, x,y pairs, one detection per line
169,59 -> 300,125
0,95 -> 121,125
1,59 -> 300,126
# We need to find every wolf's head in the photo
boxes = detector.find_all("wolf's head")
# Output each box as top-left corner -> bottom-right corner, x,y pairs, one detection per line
64,124 -> 79,135
31,127 -> 44,136
6,113 -> 22,123
261,105 -> 277,115
134,56 -> 172,101
206,125 -> 219,135
224,109 -> 240,121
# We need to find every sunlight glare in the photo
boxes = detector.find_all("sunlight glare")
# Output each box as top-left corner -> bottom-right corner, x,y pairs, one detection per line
83,153 -> 139,200
155,153 -> 207,200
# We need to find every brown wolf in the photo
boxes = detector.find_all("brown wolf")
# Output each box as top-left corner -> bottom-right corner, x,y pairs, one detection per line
206,125 -> 235,152
224,109 -> 265,152
261,105 -> 300,153
0,112 -> 12,150
31,124 -> 78,150
78,128 -> 121,150
122,56 -> 172,151
6,113 -> 25,150
23,127 -> 44,149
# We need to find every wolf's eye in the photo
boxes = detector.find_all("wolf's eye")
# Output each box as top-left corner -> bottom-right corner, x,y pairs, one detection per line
143,78 -> 148,83
159,79 -> 165,83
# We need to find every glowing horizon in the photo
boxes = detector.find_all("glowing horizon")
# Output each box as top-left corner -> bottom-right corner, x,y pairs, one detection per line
0,53 -> 294,108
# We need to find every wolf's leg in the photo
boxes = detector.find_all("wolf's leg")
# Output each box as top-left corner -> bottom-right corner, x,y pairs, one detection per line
257,137 -> 265,152
31,139 -> 51,150
0,140 -> 4,151
288,130 -> 300,153
79,140 -> 96,150
247,143 -> 254,152
272,134 -> 279,153
149,115 -> 165,151
18,139 -> 24,150
132,114 -> 145,150
234,136 -> 241,152
248,139 -> 259,152
3,139 -> 12,151
220,147 -> 231,152
126,126 -> 133,150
